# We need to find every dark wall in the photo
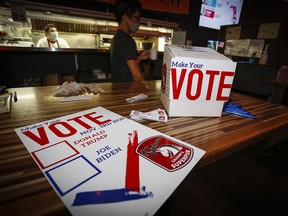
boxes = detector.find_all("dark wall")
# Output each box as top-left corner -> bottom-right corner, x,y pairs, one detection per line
232,63 -> 279,98
240,0 -> 288,23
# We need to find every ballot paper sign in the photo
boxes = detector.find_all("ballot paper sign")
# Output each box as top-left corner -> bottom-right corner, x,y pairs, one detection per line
15,107 -> 205,216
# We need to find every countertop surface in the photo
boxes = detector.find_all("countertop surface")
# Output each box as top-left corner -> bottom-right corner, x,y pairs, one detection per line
1,80 -> 288,215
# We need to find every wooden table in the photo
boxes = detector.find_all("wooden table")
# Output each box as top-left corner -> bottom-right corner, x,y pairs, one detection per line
1,80 -> 288,215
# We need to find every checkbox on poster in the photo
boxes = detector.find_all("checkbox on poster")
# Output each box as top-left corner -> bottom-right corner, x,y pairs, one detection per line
32,141 -> 79,169
46,156 -> 101,196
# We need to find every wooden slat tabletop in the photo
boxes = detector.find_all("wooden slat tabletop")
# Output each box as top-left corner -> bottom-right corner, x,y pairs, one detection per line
1,80 -> 288,215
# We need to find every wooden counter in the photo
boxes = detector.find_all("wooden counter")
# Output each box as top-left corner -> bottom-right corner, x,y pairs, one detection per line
1,80 -> 288,215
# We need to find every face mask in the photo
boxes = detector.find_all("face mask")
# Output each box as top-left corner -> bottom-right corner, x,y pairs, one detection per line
49,31 -> 58,41
129,22 -> 140,33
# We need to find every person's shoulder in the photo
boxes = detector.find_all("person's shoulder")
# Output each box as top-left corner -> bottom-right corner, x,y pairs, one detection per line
116,30 -> 134,44
115,29 -> 130,38
58,38 -> 70,48
38,37 -> 46,42
58,37 -> 67,42
36,37 -> 47,47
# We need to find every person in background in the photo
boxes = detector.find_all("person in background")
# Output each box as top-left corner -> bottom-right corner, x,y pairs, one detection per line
36,24 -> 70,48
110,0 -> 150,82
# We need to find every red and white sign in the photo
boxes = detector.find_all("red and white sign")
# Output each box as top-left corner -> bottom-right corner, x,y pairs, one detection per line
160,45 -> 237,117
204,9 -> 215,18
15,106 -> 205,216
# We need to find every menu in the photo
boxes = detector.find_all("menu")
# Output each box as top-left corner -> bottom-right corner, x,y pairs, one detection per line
224,39 -> 265,58
15,106 -> 205,216
257,22 -> 280,39
225,26 -> 241,40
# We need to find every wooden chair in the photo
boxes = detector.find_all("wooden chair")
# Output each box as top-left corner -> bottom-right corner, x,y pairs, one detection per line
268,66 -> 288,105
42,72 -> 63,86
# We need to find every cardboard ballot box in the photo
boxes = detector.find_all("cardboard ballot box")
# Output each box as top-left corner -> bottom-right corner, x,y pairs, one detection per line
160,45 -> 237,117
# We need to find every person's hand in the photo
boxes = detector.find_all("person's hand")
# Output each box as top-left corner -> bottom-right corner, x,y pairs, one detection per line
137,50 -> 150,63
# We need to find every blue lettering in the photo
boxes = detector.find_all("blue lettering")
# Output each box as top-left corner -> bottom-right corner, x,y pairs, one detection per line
80,127 -> 97,135
171,61 -> 188,68
95,147 -> 122,163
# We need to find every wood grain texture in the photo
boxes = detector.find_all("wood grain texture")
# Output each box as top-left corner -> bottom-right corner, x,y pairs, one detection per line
1,80 -> 288,215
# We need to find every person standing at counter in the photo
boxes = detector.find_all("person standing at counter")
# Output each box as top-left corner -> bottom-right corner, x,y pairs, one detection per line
110,0 -> 150,82
36,24 -> 70,48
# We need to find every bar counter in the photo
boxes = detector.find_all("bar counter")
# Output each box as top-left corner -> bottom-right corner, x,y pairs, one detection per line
1,80 -> 288,215
0,46 -> 110,53
0,47 -> 111,87
0,47 -> 163,87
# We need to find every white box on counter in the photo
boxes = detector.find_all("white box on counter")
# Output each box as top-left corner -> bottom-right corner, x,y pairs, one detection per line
160,45 -> 237,117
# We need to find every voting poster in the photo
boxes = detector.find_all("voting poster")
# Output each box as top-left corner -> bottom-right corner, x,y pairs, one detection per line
15,106 -> 205,216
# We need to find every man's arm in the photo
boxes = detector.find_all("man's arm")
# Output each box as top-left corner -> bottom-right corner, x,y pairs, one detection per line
126,59 -> 144,81
137,50 -> 150,63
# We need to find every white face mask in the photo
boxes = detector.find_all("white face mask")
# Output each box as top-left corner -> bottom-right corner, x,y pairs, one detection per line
129,22 -> 140,33
49,31 -> 58,41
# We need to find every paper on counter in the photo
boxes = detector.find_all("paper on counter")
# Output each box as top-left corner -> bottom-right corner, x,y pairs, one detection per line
59,95 -> 92,102
54,82 -> 105,97
130,108 -> 168,122
126,94 -> 148,103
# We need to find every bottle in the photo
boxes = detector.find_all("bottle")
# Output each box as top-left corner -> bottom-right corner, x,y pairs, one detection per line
259,44 -> 269,65
249,52 -> 257,64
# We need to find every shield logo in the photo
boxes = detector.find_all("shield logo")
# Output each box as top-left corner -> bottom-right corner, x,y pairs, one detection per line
136,135 -> 194,172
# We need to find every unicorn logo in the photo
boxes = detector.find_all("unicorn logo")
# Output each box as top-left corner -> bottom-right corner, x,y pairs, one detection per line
158,145 -> 182,158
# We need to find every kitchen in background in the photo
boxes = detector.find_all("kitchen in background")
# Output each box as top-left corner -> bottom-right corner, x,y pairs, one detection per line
0,3 -> 175,51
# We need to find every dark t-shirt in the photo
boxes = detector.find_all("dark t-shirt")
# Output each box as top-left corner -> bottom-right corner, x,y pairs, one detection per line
110,30 -> 138,82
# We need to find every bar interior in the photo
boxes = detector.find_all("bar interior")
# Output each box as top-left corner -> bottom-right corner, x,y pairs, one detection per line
1,0 -> 288,215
